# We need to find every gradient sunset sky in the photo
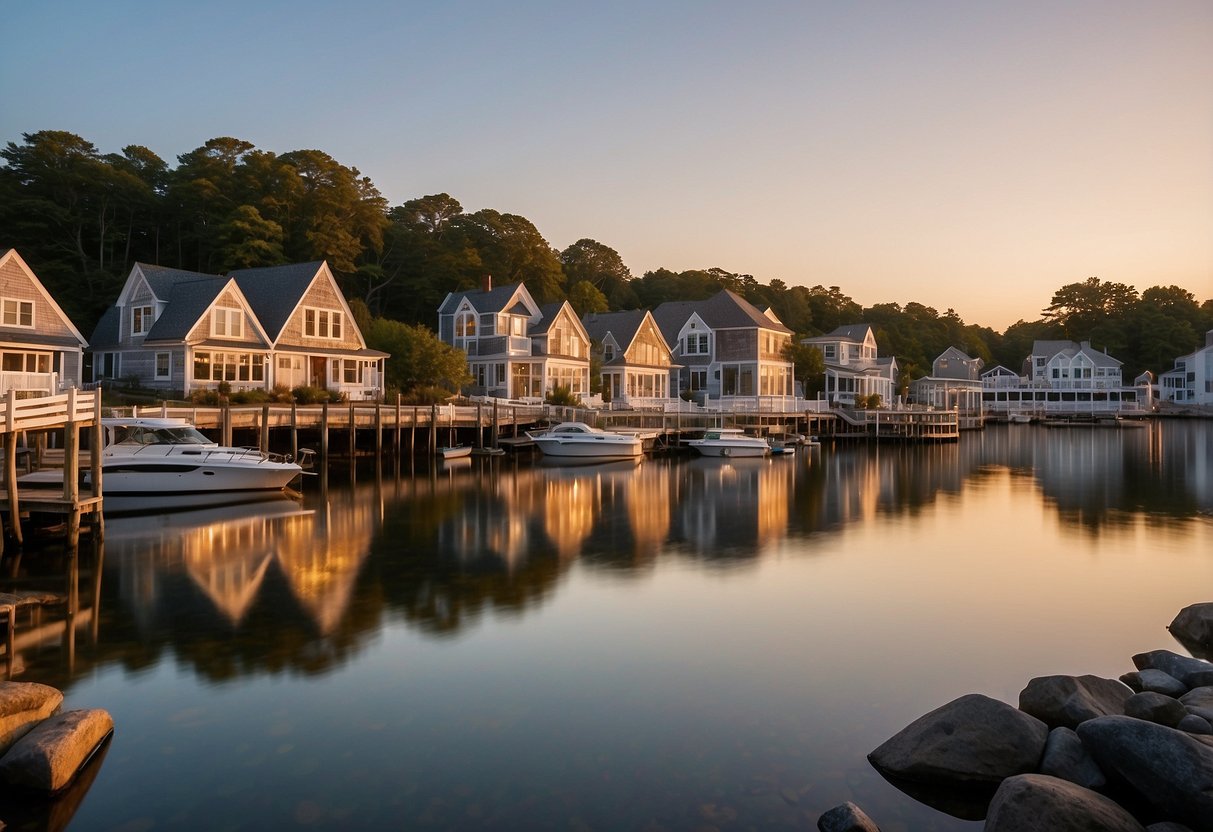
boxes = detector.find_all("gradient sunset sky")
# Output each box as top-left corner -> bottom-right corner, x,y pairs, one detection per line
3,1 -> 1210,330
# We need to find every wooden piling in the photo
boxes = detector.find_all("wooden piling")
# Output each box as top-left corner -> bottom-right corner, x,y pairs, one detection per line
290,401 -> 298,461
375,402 -> 383,456
430,404 -> 438,457
260,404 -> 270,452
476,402 -> 483,449
394,394 -> 402,455
492,400 -> 500,449
4,430 -> 21,546
348,401 -> 356,458
320,401 -> 329,461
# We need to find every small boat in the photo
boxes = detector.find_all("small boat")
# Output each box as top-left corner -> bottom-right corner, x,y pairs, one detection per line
438,445 -> 472,460
687,428 -> 770,458
769,445 -> 796,456
471,446 -> 506,457
526,422 -> 644,461
1008,413 -> 1033,424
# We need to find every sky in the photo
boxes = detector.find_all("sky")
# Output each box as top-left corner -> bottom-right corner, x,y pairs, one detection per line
2,1 -> 1210,331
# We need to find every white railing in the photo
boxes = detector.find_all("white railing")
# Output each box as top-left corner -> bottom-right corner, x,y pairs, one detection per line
1,387 -> 98,433
0,371 -> 59,397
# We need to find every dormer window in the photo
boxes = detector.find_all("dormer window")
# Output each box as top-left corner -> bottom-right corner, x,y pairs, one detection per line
455,311 -> 477,338
304,307 -> 342,340
211,307 -> 244,339
604,344 -> 615,361
131,305 -> 154,335
685,333 -> 709,355
1,298 -> 33,329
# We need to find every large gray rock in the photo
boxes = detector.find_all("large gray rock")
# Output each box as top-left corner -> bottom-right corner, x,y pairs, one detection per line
1039,727 -> 1106,790
1170,604 -> 1213,657
1019,674 -> 1132,729
1180,687 -> 1213,722
1121,669 -> 1188,698
1133,651 -> 1213,688
0,708 -> 112,793
1125,692 -> 1188,727
817,801 -> 880,832
1077,715 -> 1213,832
0,682 -> 62,756
985,774 -> 1144,831
1178,714 -> 1213,735
867,693 -> 1047,786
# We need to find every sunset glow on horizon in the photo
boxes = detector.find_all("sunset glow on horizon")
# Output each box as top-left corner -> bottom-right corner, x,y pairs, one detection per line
2,1 -> 1209,331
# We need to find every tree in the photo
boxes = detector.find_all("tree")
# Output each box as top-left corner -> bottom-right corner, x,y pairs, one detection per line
783,342 -> 824,398
1042,277 -> 1139,339
217,205 -> 284,269
364,318 -> 471,394
568,281 -> 609,315
451,209 -> 565,303
560,238 -> 632,301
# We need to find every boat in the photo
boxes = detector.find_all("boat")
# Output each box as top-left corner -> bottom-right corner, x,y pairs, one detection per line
526,421 -> 644,460
1008,413 -> 1033,424
769,445 -> 796,456
438,445 -> 472,460
470,446 -> 506,457
687,428 -> 770,458
89,417 -> 305,505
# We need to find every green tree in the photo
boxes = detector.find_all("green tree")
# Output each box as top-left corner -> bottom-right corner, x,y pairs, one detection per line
560,238 -> 632,300
783,342 -> 825,398
452,209 -> 565,303
1042,276 -> 1139,339
568,280 -> 609,315
217,205 -> 285,269
364,318 -> 471,394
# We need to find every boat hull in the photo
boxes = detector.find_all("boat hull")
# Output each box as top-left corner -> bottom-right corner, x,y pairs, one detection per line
531,437 -> 644,460
688,443 -> 769,458
94,460 -> 302,495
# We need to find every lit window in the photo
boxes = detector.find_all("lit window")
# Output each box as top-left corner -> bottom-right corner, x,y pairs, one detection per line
304,307 -> 344,339
132,305 -> 154,335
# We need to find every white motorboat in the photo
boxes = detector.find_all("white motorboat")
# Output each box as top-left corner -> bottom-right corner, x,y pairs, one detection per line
687,428 -> 770,458
91,417 -> 305,501
438,445 -> 472,460
526,421 -> 644,461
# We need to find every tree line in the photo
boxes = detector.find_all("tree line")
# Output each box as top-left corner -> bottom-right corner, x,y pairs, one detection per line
2,130 -> 1209,390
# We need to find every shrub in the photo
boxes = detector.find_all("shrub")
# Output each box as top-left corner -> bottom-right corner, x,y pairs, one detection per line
291,385 -> 345,404
545,384 -> 582,407
400,385 -> 453,406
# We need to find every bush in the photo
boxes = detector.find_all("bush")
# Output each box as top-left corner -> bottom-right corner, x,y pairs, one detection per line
291,385 -> 344,404
545,384 -> 582,407
189,389 -> 221,406
400,385 -> 453,406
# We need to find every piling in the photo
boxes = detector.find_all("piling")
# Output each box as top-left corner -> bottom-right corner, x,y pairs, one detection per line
260,404 -> 270,453
320,402 -> 329,460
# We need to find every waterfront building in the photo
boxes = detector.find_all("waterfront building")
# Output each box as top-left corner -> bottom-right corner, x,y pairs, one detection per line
909,347 -> 984,411
652,289 -> 795,406
581,309 -> 675,407
799,324 -> 898,407
981,339 -> 1149,417
437,277 -> 590,400
1159,330 -> 1213,406
89,261 -> 386,399
0,249 -> 88,396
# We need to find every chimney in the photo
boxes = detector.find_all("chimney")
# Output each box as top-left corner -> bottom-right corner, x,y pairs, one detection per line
482,274 -> 492,292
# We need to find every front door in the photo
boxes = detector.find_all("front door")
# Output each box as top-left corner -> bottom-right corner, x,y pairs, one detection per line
309,356 -> 327,388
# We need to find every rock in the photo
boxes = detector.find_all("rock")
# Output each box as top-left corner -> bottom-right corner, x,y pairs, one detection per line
0,709 -> 112,793
1179,687 -> 1213,722
1019,674 -> 1132,729
1178,714 -> 1213,735
984,774 -> 1145,831
1187,670 -> 1213,688
1147,824 -> 1195,832
0,682 -> 62,756
1169,604 -> 1213,657
867,693 -> 1047,787
1124,692 -> 1188,727
1133,651 -> 1213,688
1120,669 -> 1188,697
1077,715 -> 1213,832
817,801 -> 881,832
1039,727 -> 1106,790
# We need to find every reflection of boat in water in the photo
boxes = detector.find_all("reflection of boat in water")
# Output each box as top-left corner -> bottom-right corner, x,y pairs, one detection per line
527,422 -> 644,461
103,492 -> 309,537
536,456 -> 643,474
687,428 -> 769,458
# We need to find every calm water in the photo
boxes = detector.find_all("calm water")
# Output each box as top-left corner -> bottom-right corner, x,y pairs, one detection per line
5,421 -> 1212,831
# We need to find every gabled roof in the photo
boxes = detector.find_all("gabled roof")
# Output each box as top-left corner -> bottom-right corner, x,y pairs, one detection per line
530,302 -> 565,335
228,261 -> 325,341
651,289 -> 791,345
1035,340 -> 1122,368
438,282 -> 529,316
582,309 -> 648,353
0,249 -> 88,347
824,324 -> 874,343
131,263 -> 222,302
1030,339 -> 1076,358
981,364 -> 1020,377
88,306 -> 121,350
143,277 -> 230,341
936,346 -> 979,364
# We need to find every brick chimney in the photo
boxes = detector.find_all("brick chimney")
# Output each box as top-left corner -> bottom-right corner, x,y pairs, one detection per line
482,274 -> 492,292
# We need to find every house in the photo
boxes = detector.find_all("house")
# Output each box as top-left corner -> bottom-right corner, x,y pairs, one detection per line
0,249 -> 88,396
799,324 -> 898,407
981,339 -> 1146,416
1026,340 -> 1122,389
909,347 -> 984,411
980,364 -> 1022,389
1159,330 -> 1213,406
437,277 -> 590,400
88,261 -> 386,399
652,289 -> 794,404
582,309 -> 675,406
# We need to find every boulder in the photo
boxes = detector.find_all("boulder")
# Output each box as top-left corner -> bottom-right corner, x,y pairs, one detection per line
1179,687 -> 1213,722
1187,670 -> 1213,689
984,774 -> 1144,832
1133,651 -> 1213,688
1019,674 -> 1132,729
1169,604 -> 1213,657
867,693 -> 1047,786
1177,714 -> 1213,735
0,708 -> 112,793
817,801 -> 881,832
1120,669 -> 1188,698
1077,715 -> 1213,832
1039,727 -> 1106,790
1124,692 -> 1188,727
0,682 -> 62,756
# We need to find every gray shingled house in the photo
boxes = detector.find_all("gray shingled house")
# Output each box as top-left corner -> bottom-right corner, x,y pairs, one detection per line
581,309 -> 675,406
89,261 -> 386,399
0,249 -> 88,396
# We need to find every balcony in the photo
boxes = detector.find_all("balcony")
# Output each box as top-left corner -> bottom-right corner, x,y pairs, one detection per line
462,336 -> 532,357
0,371 -> 59,398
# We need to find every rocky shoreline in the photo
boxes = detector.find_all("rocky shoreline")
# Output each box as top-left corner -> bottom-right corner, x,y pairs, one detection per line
817,602 -> 1213,831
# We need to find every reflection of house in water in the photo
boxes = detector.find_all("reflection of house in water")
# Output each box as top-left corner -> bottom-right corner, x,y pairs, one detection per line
677,458 -> 793,557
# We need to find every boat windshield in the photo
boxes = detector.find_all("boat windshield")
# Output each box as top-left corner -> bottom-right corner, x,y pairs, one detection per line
114,426 -> 214,446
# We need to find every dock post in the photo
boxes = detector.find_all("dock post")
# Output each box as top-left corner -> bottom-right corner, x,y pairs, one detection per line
394,394 -> 402,456
290,401 -> 298,461
410,407 -> 417,456
222,401 -> 233,446
375,402 -> 383,457
320,401 -> 329,462
4,430 -> 21,546
260,404 -> 270,453
348,401 -> 357,458
492,400 -> 499,449
430,404 -> 438,457
63,389 -> 79,505
476,402 -> 483,449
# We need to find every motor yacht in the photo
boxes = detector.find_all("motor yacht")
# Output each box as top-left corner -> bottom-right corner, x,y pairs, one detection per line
687,428 -> 770,458
526,421 -> 644,461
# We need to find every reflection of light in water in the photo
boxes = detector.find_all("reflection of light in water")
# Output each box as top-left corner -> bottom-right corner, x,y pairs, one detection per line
544,478 -> 595,559
277,501 -> 375,634
626,466 -> 670,556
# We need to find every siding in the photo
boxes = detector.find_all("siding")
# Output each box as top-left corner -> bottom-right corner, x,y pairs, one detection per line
279,279 -> 364,350
716,329 -> 756,361
187,289 -> 264,346
0,258 -> 79,342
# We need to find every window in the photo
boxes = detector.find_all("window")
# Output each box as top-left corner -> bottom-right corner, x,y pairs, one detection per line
211,308 -> 244,338
685,333 -> 709,355
823,344 -> 837,360
132,305 -> 154,335
455,311 -> 477,338
0,352 -> 51,373
1,298 -> 33,328
603,344 -> 615,361
304,308 -> 343,339
192,351 -> 264,382
690,370 -> 707,391
155,352 -> 170,380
